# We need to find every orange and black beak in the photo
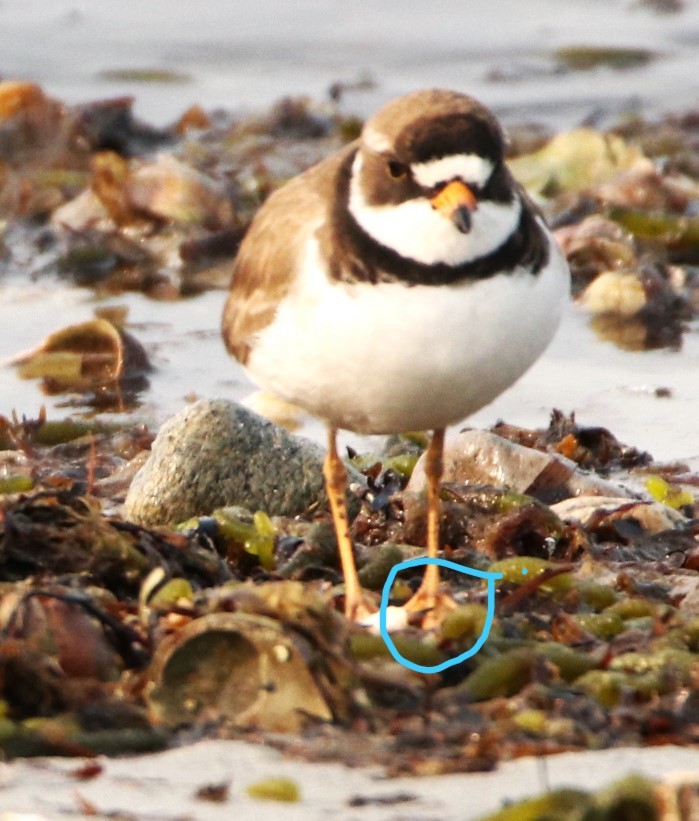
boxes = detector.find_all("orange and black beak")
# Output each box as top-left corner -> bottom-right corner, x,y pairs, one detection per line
430,180 -> 477,234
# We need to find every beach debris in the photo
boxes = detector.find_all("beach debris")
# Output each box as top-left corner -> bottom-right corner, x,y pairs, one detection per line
554,45 -> 658,72
2,81 -> 699,778
9,313 -> 151,411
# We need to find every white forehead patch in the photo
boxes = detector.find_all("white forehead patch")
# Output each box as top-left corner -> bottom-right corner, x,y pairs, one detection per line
411,153 -> 494,189
362,126 -> 393,154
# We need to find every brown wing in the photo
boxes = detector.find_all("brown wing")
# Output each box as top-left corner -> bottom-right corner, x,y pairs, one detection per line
221,144 -> 355,364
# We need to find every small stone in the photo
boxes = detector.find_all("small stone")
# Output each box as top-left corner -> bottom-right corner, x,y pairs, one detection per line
551,495 -> 686,532
0,80 -> 47,119
125,399 -> 344,526
125,155 -> 233,227
582,270 -> 647,317
408,430 -> 632,501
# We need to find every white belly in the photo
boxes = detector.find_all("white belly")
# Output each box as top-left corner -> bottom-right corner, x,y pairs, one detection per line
247,234 -> 569,434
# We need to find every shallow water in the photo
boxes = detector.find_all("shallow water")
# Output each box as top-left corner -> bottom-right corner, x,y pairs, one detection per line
1,0 -> 699,462
1,0 -> 698,127
2,275 -> 698,464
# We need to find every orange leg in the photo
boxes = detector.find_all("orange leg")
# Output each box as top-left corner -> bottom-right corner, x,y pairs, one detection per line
323,426 -> 373,620
404,428 -> 456,623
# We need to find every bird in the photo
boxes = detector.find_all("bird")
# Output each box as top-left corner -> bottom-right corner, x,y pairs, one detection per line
222,88 -> 570,624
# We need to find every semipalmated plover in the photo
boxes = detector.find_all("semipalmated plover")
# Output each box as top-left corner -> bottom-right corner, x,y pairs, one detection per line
222,89 -> 570,622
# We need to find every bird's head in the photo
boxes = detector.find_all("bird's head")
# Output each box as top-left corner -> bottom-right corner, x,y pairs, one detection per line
348,89 -> 522,267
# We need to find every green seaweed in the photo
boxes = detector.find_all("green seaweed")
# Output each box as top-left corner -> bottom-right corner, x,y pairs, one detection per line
461,649 -> 534,701
245,776 -> 301,803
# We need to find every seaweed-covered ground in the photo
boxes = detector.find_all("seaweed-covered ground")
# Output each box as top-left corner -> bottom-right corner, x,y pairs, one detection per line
2,80 -> 699,818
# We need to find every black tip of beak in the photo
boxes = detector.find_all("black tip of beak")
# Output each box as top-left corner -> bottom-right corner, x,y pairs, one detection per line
452,205 -> 473,234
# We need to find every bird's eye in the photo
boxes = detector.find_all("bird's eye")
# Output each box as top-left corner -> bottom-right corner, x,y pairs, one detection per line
387,159 -> 408,179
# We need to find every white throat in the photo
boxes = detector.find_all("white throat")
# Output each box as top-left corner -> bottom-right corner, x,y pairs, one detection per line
347,153 -> 522,267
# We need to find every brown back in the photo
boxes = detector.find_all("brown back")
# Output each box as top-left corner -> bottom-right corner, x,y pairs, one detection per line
222,144 -> 355,363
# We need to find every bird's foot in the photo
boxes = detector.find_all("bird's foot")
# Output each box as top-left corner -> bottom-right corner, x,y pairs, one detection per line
358,587 -> 458,634
402,586 -> 458,630
342,590 -> 378,623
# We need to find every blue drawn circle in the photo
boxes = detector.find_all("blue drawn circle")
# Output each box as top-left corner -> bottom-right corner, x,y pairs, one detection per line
379,557 -> 503,675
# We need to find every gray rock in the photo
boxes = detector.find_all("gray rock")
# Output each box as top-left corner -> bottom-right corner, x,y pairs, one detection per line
125,398 -> 351,526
